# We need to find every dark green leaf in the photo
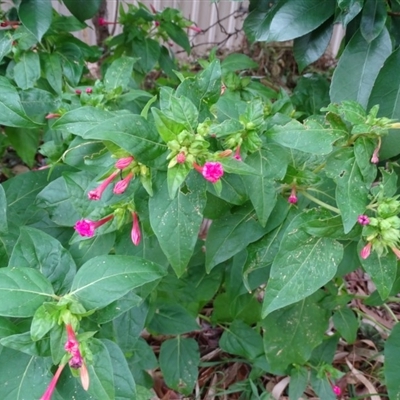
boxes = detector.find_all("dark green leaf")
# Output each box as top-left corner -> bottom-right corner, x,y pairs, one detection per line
161,21 -> 190,53
219,320 -> 264,360
333,307 -> 358,344
359,243 -> 397,300
69,255 -> 166,310
0,331 -> 50,356
63,0 -> 103,21
262,292 -> 330,371
385,323 -> 400,400
289,366 -> 309,400
8,226 -> 76,294
18,0 -> 52,41
330,28 -> 391,108
135,38 -> 160,73
293,19 -> 333,71
368,47 -> 400,159
148,304 -> 199,335
159,337 -> 199,395
262,212 -> 343,316
5,127 -> 40,168
205,203 -> 268,272
42,53 -> 63,94
361,0 -> 387,43
0,185 -> 7,234
0,33 -> 13,62
221,53 -> 258,72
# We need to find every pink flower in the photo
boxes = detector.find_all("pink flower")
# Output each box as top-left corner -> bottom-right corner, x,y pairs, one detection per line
234,146 -> 242,161
360,242 -> 372,259
188,25 -> 202,33
176,152 -> 186,164
40,363 -> 66,400
98,17 -> 106,26
85,88 -> 92,94
115,156 -> 134,169
194,161 -> 224,183
74,215 -> 114,237
150,4 -> 157,13
371,137 -> 381,164
357,215 -> 370,225
288,187 -> 297,204
88,170 -> 119,200
65,325 -> 83,369
113,172 -> 134,194
332,385 -> 341,396
75,89 -> 81,95
80,361 -> 90,391
131,212 -> 141,246
391,247 -> 400,259
45,113 -> 60,119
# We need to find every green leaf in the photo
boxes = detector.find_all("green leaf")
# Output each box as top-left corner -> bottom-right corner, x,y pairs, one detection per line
293,19 -> 333,71
149,173 -> 207,277
13,51 -> 41,90
262,292 -> 330,371
42,53 -> 63,94
0,76 -> 40,128
205,203 -> 268,272
368,47 -> 400,159
69,255 -> 166,310
161,21 -> 190,53
332,307 -> 358,344
159,337 -> 200,395
221,53 -> 258,72
289,366 -> 309,400
359,243 -> 397,300
325,148 -> 369,233
245,0 -> 335,42
102,339 -> 137,400
219,320 -> 264,360
18,0 -> 52,41
104,56 -> 136,92
5,127 -> 40,168
241,149 -> 278,227
385,323 -> 400,400
152,108 -> 184,143
135,38 -> 160,73
0,33 -> 13,63
148,304 -> 199,335
0,185 -> 7,234
0,348 -> 59,400
30,303 -> 56,341
53,108 -> 167,164
268,118 -> 338,155
87,339 -> 115,400
330,28 -> 391,108
58,43 -> 84,86
360,0 -> 387,43
262,212 -> 343,317
0,331 -> 50,356
8,227 -> 76,294
0,267 -> 54,317
63,0 -> 103,21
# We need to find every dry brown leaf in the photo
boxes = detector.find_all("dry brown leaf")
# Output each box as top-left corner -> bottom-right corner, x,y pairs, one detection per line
271,376 -> 290,400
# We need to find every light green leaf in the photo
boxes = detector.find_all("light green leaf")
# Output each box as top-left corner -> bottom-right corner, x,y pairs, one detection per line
330,27 -> 391,108
221,53 -> 258,72
69,255 -> 166,310
0,267 -> 54,317
14,51 -> 40,90
385,323 -> 400,400
42,53 -> 63,94
104,56 -> 136,92
0,185 -> 7,234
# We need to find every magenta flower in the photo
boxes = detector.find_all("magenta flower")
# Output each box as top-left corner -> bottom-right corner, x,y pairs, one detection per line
88,170 -> 119,200
45,113 -> 60,119
360,242 -> 372,259
131,212 -> 141,246
85,87 -> 92,94
357,215 -> 370,225
194,161 -> 224,183
40,363 -> 66,400
234,146 -> 242,161
74,214 -> 114,237
332,385 -> 341,396
188,25 -> 202,33
288,187 -> 297,204
115,156 -> 134,169
371,137 -> 381,164
176,152 -> 186,164
113,172 -> 134,194
391,247 -> 400,259
65,324 -> 83,369
98,17 -> 106,26
75,89 -> 81,95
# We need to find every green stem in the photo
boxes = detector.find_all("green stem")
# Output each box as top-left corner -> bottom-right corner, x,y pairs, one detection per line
301,191 -> 341,214
353,309 -> 390,333
383,303 -> 399,323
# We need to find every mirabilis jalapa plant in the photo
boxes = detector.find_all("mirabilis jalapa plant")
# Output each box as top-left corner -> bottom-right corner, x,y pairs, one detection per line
3,1 -> 400,399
